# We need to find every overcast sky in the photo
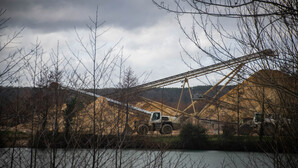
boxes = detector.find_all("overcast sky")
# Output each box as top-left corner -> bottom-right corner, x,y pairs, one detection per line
1,0 -> 228,87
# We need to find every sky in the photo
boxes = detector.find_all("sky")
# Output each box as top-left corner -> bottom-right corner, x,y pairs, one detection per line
0,0 -> 235,88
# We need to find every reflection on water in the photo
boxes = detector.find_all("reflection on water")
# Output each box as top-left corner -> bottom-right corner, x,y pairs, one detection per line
1,148 -> 296,168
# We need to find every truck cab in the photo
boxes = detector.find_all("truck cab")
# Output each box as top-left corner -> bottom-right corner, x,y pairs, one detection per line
149,112 -> 163,132
150,112 -> 161,123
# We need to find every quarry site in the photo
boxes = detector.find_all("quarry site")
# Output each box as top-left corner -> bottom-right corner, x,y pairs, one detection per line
1,1 -> 297,167
1,50 -> 297,145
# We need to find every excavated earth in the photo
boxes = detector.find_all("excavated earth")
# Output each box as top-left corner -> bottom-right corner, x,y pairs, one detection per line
5,70 -> 297,136
199,70 -> 298,123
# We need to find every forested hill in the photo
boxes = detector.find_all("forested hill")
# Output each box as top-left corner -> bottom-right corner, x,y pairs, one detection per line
0,85 -> 235,108
94,85 -> 235,109
140,86 -> 235,108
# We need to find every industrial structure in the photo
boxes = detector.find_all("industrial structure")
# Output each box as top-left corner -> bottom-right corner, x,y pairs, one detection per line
71,49 -> 277,135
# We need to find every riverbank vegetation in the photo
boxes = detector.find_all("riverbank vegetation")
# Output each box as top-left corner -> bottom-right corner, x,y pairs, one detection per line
1,129 -> 296,154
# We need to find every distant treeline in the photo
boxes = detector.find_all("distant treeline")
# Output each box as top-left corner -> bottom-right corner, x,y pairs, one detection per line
93,85 -> 235,109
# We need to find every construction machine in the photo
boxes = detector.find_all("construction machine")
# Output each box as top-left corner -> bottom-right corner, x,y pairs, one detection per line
239,113 -> 291,136
135,111 -> 181,135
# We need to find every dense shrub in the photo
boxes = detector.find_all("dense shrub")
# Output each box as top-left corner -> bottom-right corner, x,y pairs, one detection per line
179,123 -> 209,149
222,124 -> 236,137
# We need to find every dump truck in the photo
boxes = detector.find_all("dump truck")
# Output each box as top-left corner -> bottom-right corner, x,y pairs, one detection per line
135,111 -> 181,135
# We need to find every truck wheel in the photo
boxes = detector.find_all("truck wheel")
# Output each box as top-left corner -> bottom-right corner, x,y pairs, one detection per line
161,124 -> 172,134
159,129 -> 164,134
239,124 -> 251,135
137,124 -> 149,135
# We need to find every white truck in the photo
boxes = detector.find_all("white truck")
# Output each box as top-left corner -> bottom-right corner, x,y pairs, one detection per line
135,111 -> 181,135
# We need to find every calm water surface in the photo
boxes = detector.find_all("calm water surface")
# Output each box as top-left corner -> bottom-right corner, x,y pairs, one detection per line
1,148 -> 295,168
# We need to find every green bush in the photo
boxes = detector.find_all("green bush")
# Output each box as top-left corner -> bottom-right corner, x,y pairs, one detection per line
222,124 -> 236,137
179,123 -> 209,149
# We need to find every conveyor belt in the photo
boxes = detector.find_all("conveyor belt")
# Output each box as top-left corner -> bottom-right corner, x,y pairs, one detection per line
64,87 -> 152,115
132,49 -> 275,92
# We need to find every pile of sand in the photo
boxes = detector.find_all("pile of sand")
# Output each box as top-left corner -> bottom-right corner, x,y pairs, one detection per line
199,70 -> 298,123
11,96 -> 149,135
135,97 -> 179,116
72,97 -> 142,135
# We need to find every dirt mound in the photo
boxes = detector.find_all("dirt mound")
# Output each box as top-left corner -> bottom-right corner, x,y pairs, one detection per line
135,97 -> 178,116
73,97 -> 143,135
199,70 -> 298,122
9,96 -> 148,135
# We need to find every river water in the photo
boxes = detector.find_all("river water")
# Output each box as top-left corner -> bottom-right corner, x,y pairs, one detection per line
1,148 -> 296,168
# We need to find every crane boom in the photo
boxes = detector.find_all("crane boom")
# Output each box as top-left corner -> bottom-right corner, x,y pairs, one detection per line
133,49 -> 275,92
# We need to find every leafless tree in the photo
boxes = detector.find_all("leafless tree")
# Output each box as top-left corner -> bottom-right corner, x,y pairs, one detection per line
153,0 -> 297,167
0,9 -> 35,86
153,0 -> 297,76
0,8 -> 38,168
67,6 -> 121,168
118,67 -> 138,134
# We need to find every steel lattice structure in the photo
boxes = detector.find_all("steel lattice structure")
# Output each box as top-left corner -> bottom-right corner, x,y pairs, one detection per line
67,49 -> 276,116
132,49 -> 275,92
